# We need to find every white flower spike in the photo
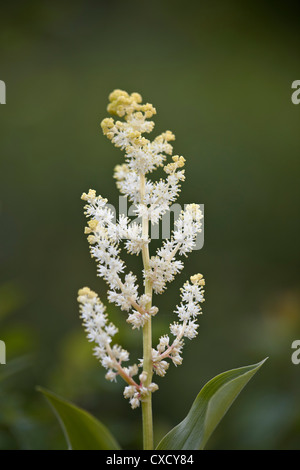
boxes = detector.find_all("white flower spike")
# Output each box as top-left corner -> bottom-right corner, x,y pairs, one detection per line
78,90 -> 204,414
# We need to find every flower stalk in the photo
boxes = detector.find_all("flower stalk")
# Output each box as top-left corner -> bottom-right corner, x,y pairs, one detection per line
140,172 -> 154,449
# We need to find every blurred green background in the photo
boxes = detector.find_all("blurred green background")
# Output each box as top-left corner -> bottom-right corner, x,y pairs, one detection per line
0,0 -> 300,450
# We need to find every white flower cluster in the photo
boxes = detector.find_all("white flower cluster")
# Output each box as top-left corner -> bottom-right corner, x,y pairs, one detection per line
102,91 -> 186,225
78,89 -> 205,410
151,274 -> 205,377
146,204 -> 203,294
77,287 -> 158,408
81,189 -> 158,329
78,287 -> 131,378
123,373 -> 158,410
114,155 -> 185,225
82,189 -> 148,257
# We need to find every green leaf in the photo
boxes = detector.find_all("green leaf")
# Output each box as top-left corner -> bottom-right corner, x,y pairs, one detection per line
156,358 -> 268,450
37,387 -> 121,450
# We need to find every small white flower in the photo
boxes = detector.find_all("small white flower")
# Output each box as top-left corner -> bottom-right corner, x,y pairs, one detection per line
157,335 -> 170,353
101,355 -> 115,369
105,370 -> 117,382
147,383 -> 159,393
123,386 -> 136,399
129,397 -> 140,409
139,371 -> 148,384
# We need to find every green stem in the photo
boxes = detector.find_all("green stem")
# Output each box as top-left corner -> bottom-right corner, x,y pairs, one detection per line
140,173 -> 154,450
141,317 -> 153,449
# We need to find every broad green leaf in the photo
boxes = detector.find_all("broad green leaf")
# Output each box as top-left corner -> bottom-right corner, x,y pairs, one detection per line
37,387 -> 121,450
156,358 -> 267,450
